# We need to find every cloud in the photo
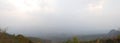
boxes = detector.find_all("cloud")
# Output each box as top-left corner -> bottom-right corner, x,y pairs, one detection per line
88,0 -> 106,13
0,0 -> 120,35
6,0 -> 56,13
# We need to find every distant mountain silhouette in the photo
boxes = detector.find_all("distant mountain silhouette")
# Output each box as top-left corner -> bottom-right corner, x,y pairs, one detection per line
108,29 -> 120,36
40,29 -> 120,43
1,29 -> 120,43
77,29 -> 120,40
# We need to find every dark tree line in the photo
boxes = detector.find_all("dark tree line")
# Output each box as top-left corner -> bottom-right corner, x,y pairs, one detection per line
64,35 -> 120,43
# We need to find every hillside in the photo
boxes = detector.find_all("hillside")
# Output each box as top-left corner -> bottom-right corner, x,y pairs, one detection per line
0,32 -> 32,43
0,31 -> 53,43
27,37 -> 52,43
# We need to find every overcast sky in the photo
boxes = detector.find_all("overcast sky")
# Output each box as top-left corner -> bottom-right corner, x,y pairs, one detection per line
0,0 -> 120,36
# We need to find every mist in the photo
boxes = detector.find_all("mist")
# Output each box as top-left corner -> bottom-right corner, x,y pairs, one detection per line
0,0 -> 120,36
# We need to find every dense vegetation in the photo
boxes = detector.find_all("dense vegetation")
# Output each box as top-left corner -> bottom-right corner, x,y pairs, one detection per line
0,27 -> 120,43
64,35 -> 120,43
0,28 -> 51,43
0,32 -> 33,43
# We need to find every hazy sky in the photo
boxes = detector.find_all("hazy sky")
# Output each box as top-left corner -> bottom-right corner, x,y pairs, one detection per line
0,0 -> 120,36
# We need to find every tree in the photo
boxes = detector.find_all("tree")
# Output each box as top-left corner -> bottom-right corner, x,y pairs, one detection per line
96,39 -> 100,43
16,34 -> 30,43
72,36 -> 80,43
66,40 -> 72,43
0,27 -> 8,33
117,35 -> 120,39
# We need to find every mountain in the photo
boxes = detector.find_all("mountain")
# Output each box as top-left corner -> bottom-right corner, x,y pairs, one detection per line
39,29 -> 120,43
107,29 -> 120,37
1,29 -> 119,43
78,29 -> 120,41
23,29 -> 120,43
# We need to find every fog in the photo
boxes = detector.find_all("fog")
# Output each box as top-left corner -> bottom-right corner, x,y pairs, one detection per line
0,0 -> 120,36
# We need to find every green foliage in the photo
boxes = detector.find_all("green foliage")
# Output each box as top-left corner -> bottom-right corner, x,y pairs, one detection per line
65,36 -> 80,43
65,35 -> 120,43
66,40 -> 72,43
16,34 -> 32,43
117,35 -> 120,39
72,36 -> 79,43
0,32 -> 33,43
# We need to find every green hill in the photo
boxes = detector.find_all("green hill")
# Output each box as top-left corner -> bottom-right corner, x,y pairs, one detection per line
27,37 -> 52,43
0,32 -> 32,43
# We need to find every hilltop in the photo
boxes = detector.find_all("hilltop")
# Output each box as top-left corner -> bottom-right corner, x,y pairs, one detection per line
0,31 -> 52,43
